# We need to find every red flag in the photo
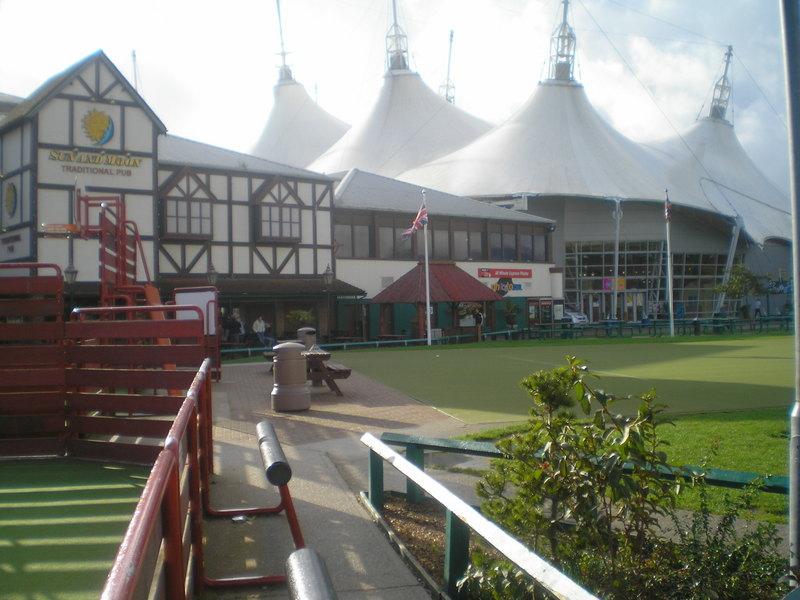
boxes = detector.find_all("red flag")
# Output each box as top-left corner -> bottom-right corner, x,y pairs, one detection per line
402,200 -> 428,239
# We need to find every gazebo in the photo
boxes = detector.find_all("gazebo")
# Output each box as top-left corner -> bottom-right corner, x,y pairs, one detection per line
371,261 -> 502,339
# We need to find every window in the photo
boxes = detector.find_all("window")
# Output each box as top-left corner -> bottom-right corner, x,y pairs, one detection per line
519,226 -> 533,261
261,205 -> 300,240
453,224 -> 468,260
335,214 -> 372,258
502,224 -> 516,260
433,228 -> 449,260
488,224 -> 502,260
165,198 -> 211,237
534,234 -> 547,262
334,223 -> 353,258
353,224 -> 370,257
469,223 -> 483,260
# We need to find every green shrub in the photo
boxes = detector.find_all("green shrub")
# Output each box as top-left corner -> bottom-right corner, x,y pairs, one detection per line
462,356 -> 788,599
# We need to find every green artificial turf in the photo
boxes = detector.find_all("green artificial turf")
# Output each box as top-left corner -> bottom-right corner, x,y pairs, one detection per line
0,459 -> 149,600
339,335 -> 793,424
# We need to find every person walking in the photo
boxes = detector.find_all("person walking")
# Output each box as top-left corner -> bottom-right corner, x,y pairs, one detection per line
753,299 -> 763,319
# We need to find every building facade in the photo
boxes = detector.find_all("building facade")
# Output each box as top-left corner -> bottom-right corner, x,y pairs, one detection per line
0,51 -> 359,338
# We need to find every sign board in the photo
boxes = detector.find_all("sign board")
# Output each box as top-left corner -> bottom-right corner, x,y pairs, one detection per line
602,277 -> 626,292
477,268 -> 532,278
174,289 -> 217,335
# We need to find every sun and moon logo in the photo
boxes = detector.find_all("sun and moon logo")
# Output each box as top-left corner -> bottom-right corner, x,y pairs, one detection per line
4,182 -> 17,218
82,109 -> 115,146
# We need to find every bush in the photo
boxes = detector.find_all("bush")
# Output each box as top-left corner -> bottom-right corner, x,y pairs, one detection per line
462,357 -> 788,599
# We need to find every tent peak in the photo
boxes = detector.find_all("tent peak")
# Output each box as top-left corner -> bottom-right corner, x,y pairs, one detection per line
708,45 -> 733,122
547,0 -> 577,82
386,0 -> 410,72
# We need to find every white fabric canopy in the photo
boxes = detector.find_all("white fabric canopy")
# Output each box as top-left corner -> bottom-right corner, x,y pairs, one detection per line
400,79 -> 789,245
251,78 -> 349,168
652,117 -> 791,244
308,69 -> 490,178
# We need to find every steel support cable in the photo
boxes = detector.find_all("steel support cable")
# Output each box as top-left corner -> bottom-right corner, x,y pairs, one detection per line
575,0 -> 739,219
606,0 -> 787,131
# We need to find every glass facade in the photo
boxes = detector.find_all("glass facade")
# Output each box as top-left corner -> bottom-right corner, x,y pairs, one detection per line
565,240 -> 728,321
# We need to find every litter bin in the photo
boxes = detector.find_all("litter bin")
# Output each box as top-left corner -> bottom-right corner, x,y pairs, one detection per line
296,327 -> 317,350
271,342 -> 310,411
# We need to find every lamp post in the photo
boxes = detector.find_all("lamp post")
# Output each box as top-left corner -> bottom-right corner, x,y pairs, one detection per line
207,263 -> 219,287
64,262 -> 78,315
323,264 -> 334,339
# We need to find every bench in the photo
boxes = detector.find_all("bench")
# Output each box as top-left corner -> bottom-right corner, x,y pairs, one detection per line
307,361 -> 351,396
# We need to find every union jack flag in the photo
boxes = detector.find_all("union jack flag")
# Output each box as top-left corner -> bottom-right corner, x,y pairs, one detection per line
664,190 -> 672,223
402,197 -> 428,239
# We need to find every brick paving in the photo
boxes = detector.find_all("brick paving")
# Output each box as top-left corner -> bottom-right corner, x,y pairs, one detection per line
203,359 -> 471,599
215,361 -> 467,446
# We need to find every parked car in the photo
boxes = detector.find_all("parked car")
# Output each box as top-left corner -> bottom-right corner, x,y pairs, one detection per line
563,307 -> 589,325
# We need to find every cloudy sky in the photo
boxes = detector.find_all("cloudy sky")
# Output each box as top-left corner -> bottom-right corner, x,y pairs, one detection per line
0,0 -> 790,191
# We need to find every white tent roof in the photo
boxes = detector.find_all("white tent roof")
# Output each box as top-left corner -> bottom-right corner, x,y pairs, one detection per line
308,69 -> 491,178
250,77 -> 349,168
652,117 -> 791,244
336,169 -> 552,224
400,80 -> 705,205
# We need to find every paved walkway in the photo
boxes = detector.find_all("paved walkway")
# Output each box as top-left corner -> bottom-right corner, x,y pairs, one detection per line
201,361 -> 479,599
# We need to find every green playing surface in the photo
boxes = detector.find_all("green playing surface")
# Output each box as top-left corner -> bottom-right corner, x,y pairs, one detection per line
340,335 -> 794,424
0,459 -> 149,600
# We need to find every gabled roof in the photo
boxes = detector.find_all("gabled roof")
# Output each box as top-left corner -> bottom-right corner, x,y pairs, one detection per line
372,262 -> 502,304
0,50 -> 166,135
309,70 -> 491,177
336,169 -> 553,224
158,134 -> 332,181
251,77 -> 349,168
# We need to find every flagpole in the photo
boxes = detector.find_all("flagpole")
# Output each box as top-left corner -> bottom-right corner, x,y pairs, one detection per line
422,189 -> 432,346
665,189 -> 675,338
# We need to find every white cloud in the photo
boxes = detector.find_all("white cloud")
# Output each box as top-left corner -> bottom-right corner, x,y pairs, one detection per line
0,0 -> 789,188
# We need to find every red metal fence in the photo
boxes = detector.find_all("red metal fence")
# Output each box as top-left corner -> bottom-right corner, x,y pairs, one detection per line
1,263 -> 301,598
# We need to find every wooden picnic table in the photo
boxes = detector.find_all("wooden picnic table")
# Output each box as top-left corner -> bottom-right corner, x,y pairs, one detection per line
302,350 -> 351,396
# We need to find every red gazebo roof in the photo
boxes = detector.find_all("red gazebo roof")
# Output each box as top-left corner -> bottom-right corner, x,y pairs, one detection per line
371,262 -> 502,304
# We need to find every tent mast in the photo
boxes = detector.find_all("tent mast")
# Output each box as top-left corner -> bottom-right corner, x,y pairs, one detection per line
441,30 -> 455,104
386,0 -> 409,71
709,45 -> 734,121
275,0 -> 293,81
549,0 -> 576,81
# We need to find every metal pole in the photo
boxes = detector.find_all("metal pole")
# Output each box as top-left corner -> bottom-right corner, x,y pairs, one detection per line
665,190 -> 675,337
779,0 -> 800,582
611,198 -> 622,320
715,217 -> 742,314
423,190 -> 432,346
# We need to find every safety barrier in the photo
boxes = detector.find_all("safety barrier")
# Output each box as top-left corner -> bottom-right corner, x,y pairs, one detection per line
367,432 -> 788,598
1,263 -> 312,598
361,433 -> 599,600
201,420 -> 306,588
286,548 -> 338,600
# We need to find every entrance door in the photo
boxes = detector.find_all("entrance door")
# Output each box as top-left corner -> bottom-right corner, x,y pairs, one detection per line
582,293 -> 603,323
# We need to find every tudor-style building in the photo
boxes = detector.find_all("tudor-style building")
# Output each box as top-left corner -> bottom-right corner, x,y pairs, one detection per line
0,51 -> 361,338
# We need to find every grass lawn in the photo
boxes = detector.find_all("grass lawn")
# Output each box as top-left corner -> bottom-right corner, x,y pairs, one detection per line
0,459 -> 149,599
337,334 -> 793,424
335,334 -> 793,521
465,406 -> 790,522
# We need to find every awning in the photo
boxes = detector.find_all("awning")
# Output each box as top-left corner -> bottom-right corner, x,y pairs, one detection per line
371,261 -> 502,304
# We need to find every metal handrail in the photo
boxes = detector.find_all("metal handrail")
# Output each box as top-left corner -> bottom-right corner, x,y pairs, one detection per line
361,433 -> 599,600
